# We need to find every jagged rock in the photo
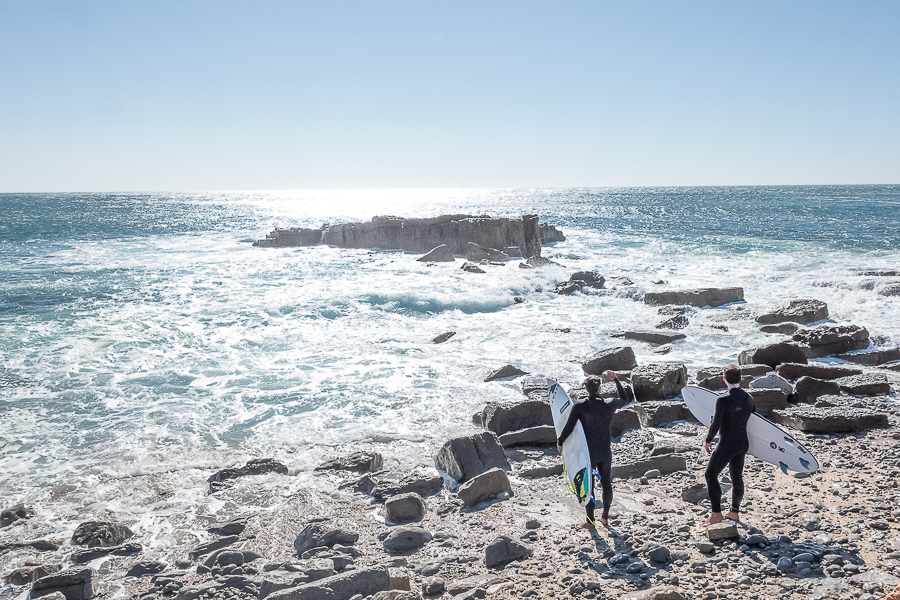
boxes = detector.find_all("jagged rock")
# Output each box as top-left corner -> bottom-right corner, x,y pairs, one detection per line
631,364 -> 688,401
384,493 -> 426,524
612,454 -> 687,479
739,342 -> 808,369
435,432 -> 510,483
653,345 -> 673,355
1,504 -> 34,528
643,287 -> 744,308
658,306 -> 687,315
655,314 -> 689,330
30,568 -> 97,600
520,377 -> 550,401
480,401 -> 552,436
520,255 -> 564,269
208,519 -> 248,537
315,452 -> 383,473
484,365 -> 528,382
696,364 -> 771,380
417,244 -> 455,262
620,587 -> 685,600
607,276 -> 634,287
760,322 -> 802,335
707,522 -> 738,540
836,373 -> 891,395
611,331 -> 686,345
432,331 -> 456,344
125,562 -> 166,577
371,473 -> 444,499
582,347 -> 637,375
383,527 -> 432,553
771,406 -> 889,433
748,389 -> 788,416
632,401 -> 695,428
646,546 -> 671,563
877,283 -> 900,296
791,376 -> 841,404
497,425 -> 557,448
834,348 -> 900,366
5,567 -> 33,586
484,536 -> 533,568
72,542 -> 142,564
71,522 -> 134,548
265,566 -> 391,600
457,468 -> 513,507
207,458 -> 289,492
756,299 -> 828,325
569,271 -> 605,290
460,262 -> 486,274
465,243 -> 509,262
293,524 -> 359,556
792,324 -> 870,358
555,281 -> 580,295
749,373 -> 792,395
776,362 -> 863,380
188,535 -> 240,559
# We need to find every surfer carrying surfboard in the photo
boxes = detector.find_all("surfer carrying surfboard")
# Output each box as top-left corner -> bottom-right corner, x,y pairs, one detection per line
556,370 -> 634,529
702,364 -> 756,527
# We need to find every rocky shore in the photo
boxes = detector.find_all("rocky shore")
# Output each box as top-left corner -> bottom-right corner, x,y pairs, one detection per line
3,263 -> 900,600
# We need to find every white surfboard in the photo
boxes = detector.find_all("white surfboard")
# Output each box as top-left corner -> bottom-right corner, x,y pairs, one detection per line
547,378 -> 593,508
682,385 -> 819,474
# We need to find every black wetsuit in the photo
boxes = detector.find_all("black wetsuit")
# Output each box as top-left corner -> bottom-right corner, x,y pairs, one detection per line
557,379 -> 633,522
704,387 -> 756,514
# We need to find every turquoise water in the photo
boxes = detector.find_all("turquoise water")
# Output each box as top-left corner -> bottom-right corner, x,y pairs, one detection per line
0,185 -> 898,565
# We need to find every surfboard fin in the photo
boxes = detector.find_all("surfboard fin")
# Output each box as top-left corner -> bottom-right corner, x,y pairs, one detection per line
779,461 -> 789,475
783,436 -> 795,447
799,458 -> 810,470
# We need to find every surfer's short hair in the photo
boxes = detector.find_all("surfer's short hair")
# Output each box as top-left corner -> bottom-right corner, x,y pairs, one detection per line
584,375 -> 602,396
724,364 -> 742,384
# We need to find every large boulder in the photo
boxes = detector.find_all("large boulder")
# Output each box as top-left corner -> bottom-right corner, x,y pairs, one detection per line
656,315 -> 689,330
612,454 -> 687,479
569,271 -> 605,290
265,566 -> 391,600
749,373 -> 792,395
385,494 -> 426,524
71,522 -> 134,548
836,373 -> 891,395
582,347 -> 637,375
612,331 -> 686,345
293,524 -> 359,556
790,377 -> 841,404
30,568 -> 97,600
371,472 -> 444,500
484,365 -> 528,382
383,528 -> 432,553
208,458 -> 289,492
484,536 -> 533,569
775,363 -> 862,381
834,348 -> 900,366
417,244 -> 455,262
465,243 -> 509,262
481,401 -> 552,436
497,425 -> 557,448
772,406 -> 889,433
631,364 -> 688,401
315,452 -> 383,473
457,468 -> 513,507
738,342 -> 808,369
633,401 -> 696,428
611,409 -> 642,437
792,325 -> 870,358
72,543 -> 142,564
748,389 -> 788,416
643,287 -> 744,308
755,299 -> 828,325
435,432 -> 510,483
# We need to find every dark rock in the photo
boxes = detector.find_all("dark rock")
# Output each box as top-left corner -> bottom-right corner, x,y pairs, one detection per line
504,245 -> 523,258
632,364 -> 687,401
457,468 -> 513,507
30,568 -> 97,600
484,365 -> 528,382
791,377 -> 841,404
293,525 -> 359,556
647,546 -> 671,563
877,283 -> 900,296
696,375 -> 752,391
681,482 -> 730,504
465,243 -> 508,262
612,331 -> 686,345
315,452 -> 383,473
484,536 -> 533,568
432,331 -> 456,344
5,567 -> 34,586
385,494 -> 426,524
739,342 -> 808,369
835,348 -> 900,365
582,347 -> 637,375
760,322 -> 802,335
435,432 -> 510,483
207,458 -> 289,491
265,566 -> 391,600
417,244 -> 455,262
657,306 -> 687,315
632,401 -> 695,428
655,315 -> 689,330
1,503 -> 34,528
126,562 -> 167,577
371,473 -> 444,499
383,528 -> 432,553
570,271 -> 606,289
481,401 -> 552,436
771,406 -> 890,433
607,276 -> 634,287
748,389 -> 788,416
836,373 -> 891,395
461,262 -> 486,274
776,362 -> 863,381
72,542 -> 142,564
188,535 -> 240,560
792,324 -> 870,358
206,550 -> 245,568
208,519 -> 248,537
497,425 -> 557,448
756,299 -> 828,325
339,474 -> 378,495
612,454 -> 687,479
611,409 -> 641,436
643,287 -> 744,308
71,522 -> 134,548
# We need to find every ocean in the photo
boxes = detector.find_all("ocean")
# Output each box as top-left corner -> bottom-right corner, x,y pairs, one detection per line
1,186 -> 898,566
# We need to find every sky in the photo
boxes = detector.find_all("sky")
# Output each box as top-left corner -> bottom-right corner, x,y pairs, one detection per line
1,1 -> 898,192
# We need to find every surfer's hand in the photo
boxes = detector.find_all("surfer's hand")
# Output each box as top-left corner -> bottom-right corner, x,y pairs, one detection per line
602,370 -> 617,382
705,442 -> 712,454
556,443 -> 562,454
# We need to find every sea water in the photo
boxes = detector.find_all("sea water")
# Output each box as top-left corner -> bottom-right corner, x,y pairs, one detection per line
1,186 -> 898,564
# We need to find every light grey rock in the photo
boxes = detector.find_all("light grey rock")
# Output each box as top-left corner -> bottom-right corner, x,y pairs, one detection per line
631,364 -> 688,401
385,493 -> 426,524
620,586 -> 685,600
750,373 -> 792,395
834,348 -> 900,366
739,342 -> 808,369
483,536 -> 532,568
632,401 -> 695,428
71,542 -> 142,564
371,472 -> 444,499
749,388 -> 788,416
457,468 -> 513,508
417,244 -> 455,262
643,287 -> 744,308
836,373 -> 891,395
756,299 -> 828,325
791,376 -> 842,403
383,527 -> 432,553
707,522 -> 738,540
30,568 -> 97,600
792,324 -> 870,358
480,401 -> 552,436
71,521 -> 134,548
776,362 -> 863,380
497,425 -> 556,448
612,454 -> 687,479
435,432 -> 510,483
315,452 -> 383,473
484,365 -> 528,382
771,406 -> 890,433
611,408 -> 641,436
293,525 -> 359,556
582,347 -> 637,375
265,566 -> 391,600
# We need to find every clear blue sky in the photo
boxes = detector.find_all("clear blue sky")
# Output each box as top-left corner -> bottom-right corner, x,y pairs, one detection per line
1,1 -> 898,192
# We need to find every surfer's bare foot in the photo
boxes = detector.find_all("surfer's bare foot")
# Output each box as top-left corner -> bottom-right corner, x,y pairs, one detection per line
725,511 -> 740,522
701,512 -> 724,527
599,517 -> 609,527
577,521 -> 596,530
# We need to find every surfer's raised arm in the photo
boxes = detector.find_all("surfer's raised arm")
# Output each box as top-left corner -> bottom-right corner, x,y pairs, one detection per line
607,373 -> 634,409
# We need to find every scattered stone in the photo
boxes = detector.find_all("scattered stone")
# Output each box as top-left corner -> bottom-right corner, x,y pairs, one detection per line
631,364 -> 688,401
432,331 -> 456,344
793,324 -> 870,358
707,522 -> 738,540
790,376 -> 842,404
418,245 -> 455,262
1,504 -> 35,528
756,299 -> 828,325
739,342 -> 808,369
643,287 -> 744,308
836,373 -> 891,395
484,365 -> 528,382
484,536 -> 532,568
457,468 -> 513,508
582,347 -> 637,375
385,494 -> 426,524
71,522 -> 134,548
293,524 -> 359,556
776,362 -> 863,380
316,452 -> 383,473
383,527 -> 432,553
435,432 -> 510,483
208,458 -> 289,492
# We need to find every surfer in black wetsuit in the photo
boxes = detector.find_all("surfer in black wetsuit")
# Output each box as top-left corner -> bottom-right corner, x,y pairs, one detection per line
557,370 -> 634,529
702,364 -> 756,527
